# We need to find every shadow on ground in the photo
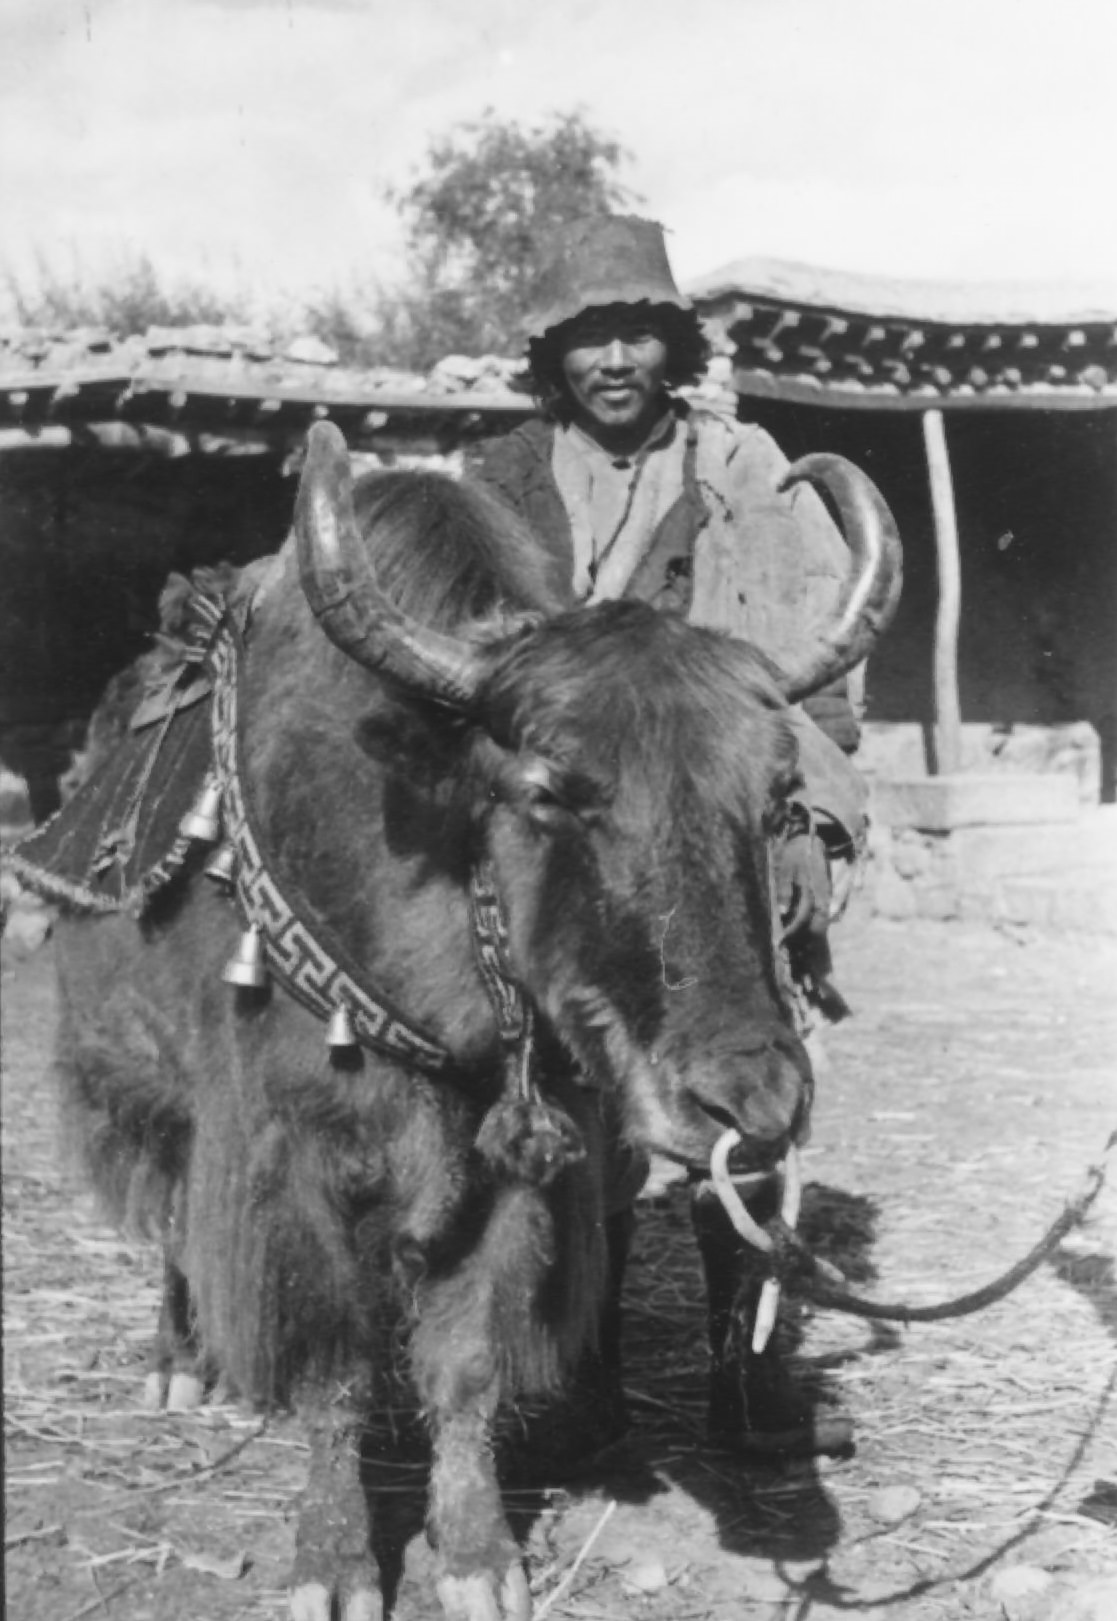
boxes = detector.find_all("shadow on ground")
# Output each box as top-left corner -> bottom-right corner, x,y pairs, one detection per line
345,1179 -> 889,1614
540,1182 -> 888,1568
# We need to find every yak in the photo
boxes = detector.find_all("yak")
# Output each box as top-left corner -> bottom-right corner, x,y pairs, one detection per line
52,421 -> 900,1621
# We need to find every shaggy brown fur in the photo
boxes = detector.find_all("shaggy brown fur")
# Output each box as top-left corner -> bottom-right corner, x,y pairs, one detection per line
54,464 -> 810,1621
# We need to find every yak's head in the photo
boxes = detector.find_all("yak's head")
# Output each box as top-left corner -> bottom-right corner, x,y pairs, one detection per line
291,423 -> 901,1171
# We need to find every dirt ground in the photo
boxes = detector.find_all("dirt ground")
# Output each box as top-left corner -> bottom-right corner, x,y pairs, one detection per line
4,910 -> 1116,1620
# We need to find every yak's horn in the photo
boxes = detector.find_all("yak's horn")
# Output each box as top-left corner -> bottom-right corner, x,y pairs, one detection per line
295,421 -> 489,708
774,454 -> 903,703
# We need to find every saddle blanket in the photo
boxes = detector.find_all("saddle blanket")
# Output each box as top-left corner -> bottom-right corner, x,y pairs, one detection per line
5,684 -> 212,917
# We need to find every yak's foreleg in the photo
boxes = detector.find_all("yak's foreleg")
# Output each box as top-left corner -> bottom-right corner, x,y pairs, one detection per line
693,1180 -> 797,1433
143,1253 -> 208,1412
413,1183 -> 560,1621
289,1390 -> 382,1621
691,1182 -> 853,1460
428,1401 -> 530,1621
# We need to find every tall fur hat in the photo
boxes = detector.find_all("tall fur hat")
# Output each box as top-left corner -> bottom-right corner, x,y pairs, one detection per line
524,215 -> 693,341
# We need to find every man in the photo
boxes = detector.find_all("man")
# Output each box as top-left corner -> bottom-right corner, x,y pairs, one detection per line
469,214 -> 865,1024
468,215 -> 862,1458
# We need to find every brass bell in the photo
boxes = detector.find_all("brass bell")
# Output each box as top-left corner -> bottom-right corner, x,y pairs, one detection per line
223,924 -> 268,988
204,843 -> 237,887
326,1003 -> 358,1049
180,780 -> 223,844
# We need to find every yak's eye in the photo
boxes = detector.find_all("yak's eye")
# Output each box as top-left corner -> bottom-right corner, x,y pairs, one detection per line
524,779 -> 563,809
518,758 -> 568,825
509,756 -> 605,830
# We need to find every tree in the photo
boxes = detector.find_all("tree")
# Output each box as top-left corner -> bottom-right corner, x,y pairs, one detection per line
4,250 -> 253,335
3,112 -> 636,372
380,109 -> 638,368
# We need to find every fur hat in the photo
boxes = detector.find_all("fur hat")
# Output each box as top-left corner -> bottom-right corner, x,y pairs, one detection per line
524,215 -> 693,341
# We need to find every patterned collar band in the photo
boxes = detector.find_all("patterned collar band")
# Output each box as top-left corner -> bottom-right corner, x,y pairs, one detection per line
206,611 -> 535,1089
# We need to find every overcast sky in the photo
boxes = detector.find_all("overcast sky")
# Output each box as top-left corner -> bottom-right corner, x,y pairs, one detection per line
3,0 -> 1116,319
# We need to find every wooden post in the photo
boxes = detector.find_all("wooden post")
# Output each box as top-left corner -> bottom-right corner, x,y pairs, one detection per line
922,408 -> 963,775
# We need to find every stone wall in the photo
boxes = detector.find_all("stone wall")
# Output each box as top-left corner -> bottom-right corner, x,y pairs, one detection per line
857,720 -> 1103,805
862,766 -> 1117,934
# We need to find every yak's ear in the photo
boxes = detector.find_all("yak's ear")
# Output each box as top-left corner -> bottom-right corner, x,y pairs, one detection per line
352,696 -> 471,786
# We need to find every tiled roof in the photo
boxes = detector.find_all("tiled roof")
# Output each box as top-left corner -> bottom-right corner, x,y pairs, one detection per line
687,258 -> 1117,410
0,328 -> 535,456
0,324 -> 739,454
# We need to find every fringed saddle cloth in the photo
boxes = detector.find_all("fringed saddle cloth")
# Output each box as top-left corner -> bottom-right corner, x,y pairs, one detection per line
5,595 -> 223,917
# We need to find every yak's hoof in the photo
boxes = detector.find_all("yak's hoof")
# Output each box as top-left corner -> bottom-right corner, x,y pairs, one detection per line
435,1561 -> 531,1621
289,1581 -> 331,1621
143,1369 -> 206,1411
719,1413 -> 855,1461
166,1371 -> 206,1411
500,1561 -> 533,1619
208,1370 -> 237,1405
142,1370 -> 169,1410
708,1356 -> 855,1463
289,1580 -> 383,1621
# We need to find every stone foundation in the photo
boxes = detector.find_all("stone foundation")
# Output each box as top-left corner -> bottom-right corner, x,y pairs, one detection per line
858,721 -> 1102,805
865,771 -> 1117,935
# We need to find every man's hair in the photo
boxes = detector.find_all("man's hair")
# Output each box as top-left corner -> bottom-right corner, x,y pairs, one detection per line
525,304 -> 711,416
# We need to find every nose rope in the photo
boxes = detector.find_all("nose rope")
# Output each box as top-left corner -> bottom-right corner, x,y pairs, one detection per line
709,1128 -> 1115,1333
707,1131 -> 801,1353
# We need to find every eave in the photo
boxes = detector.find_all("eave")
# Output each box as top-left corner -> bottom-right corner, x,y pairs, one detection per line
689,258 -> 1117,412
0,332 -> 535,456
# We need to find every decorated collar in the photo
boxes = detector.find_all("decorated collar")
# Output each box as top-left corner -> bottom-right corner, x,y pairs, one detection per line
195,609 -> 535,1090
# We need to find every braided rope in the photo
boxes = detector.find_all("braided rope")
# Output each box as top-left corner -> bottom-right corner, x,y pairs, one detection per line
776,1133 -> 1115,1324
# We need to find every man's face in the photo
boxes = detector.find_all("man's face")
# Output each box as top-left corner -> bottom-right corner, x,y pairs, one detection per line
558,307 -> 670,452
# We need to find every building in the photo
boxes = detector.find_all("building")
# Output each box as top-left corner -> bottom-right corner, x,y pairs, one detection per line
3,272 -> 1115,925
689,259 -> 1117,927
689,257 -> 1117,800
0,328 -> 533,822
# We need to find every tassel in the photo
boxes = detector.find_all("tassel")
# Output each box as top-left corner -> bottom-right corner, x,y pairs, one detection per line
204,844 -> 237,887
475,1098 -> 585,1188
180,780 -> 222,843
222,924 -> 268,988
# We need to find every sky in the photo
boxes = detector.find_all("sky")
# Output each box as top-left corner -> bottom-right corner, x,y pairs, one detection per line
3,0 -> 1116,320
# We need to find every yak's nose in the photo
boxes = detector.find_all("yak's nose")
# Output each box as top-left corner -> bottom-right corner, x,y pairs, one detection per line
686,1032 -> 810,1164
